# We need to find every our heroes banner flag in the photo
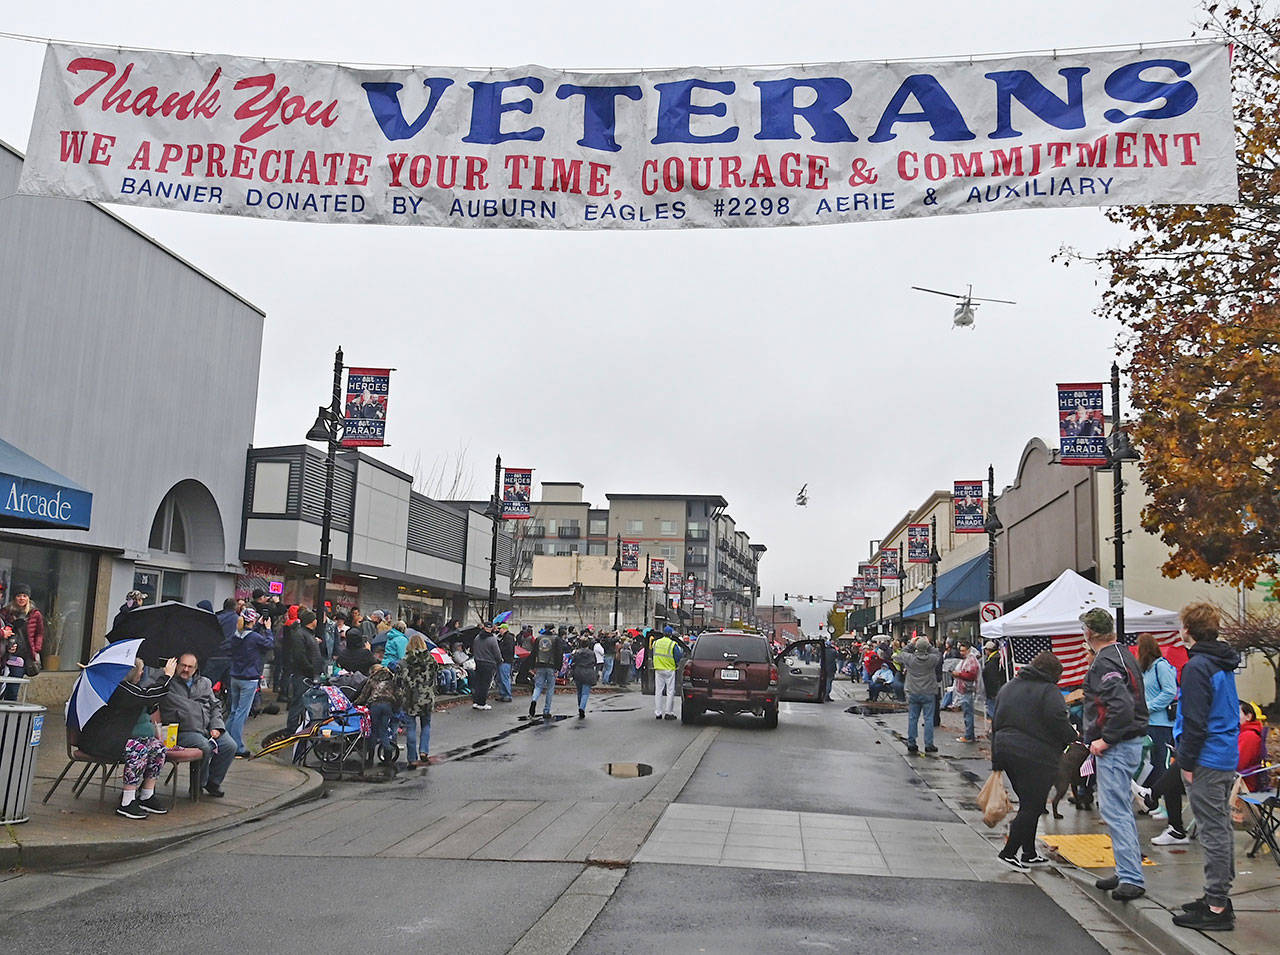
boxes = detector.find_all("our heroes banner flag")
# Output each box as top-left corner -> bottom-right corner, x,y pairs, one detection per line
1058,382 -> 1108,465
648,557 -> 665,586
341,367 -> 389,447
20,42 -> 1236,231
907,524 -> 931,562
621,540 -> 640,572
880,548 -> 900,581
668,570 -> 682,596
501,468 -> 533,519
954,480 -> 985,533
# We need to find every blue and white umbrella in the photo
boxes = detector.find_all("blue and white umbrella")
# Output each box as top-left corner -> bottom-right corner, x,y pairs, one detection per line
67,638 -> 144,732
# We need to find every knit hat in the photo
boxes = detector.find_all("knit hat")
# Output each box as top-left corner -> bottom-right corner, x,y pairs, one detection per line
1079,607 -> 1115,636
299,608 -> 317,627
13,584 -> 30,597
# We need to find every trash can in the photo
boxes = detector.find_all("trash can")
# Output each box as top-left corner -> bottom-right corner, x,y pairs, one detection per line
0,702 -> 47,824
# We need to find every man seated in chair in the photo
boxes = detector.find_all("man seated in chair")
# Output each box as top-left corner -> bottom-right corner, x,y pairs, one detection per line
158,653 -> 236,797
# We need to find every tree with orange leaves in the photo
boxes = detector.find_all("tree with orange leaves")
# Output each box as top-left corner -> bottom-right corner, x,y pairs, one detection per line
1084,3 -> 1280,586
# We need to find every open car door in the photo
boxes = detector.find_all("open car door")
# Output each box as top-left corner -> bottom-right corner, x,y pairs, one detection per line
777,639 -> 827,703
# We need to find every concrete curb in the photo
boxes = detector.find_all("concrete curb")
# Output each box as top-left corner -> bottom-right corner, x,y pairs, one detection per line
1,765 -> 325,873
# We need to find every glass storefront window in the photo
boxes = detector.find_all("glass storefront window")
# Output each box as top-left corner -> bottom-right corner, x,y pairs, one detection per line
0,536 -> 96,670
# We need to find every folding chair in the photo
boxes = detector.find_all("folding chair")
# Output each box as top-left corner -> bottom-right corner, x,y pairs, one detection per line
42,724 -> 122,805
1239,762 -> 1279,867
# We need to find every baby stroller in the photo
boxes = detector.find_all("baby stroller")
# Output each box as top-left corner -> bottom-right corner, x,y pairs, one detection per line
300,683 -> 379,777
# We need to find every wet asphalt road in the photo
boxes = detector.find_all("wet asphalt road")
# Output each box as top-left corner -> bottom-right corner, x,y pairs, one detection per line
0,686 -> 1114,954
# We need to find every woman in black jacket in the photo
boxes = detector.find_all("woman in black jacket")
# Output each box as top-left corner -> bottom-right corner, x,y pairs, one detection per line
78,655 -> 177,818
991,651 -> 1078,870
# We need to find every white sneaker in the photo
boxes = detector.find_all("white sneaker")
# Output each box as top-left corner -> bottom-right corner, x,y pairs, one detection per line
481,704 -> 492,710
1151,827 -> 1191,846
1150,807 -> 1168,820
472,703 -> 484,710
1130,780 -> 1152,802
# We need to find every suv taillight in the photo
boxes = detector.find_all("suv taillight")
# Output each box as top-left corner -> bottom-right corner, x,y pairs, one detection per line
769,664 -> 778,684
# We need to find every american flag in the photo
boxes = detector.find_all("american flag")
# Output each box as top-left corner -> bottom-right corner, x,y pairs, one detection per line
1009,630 -> 1179,687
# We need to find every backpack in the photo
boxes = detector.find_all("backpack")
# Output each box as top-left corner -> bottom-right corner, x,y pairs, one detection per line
534,633 -> 558,667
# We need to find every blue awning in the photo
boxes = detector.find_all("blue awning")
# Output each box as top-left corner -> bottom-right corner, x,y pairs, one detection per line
903,551 -> 990,618
0,437 -> 93,530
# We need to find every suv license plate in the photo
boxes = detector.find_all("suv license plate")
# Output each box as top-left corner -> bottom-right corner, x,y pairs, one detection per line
720,669 -> 740,680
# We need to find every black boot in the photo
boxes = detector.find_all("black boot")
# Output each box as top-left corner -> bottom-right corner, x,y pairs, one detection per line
578,709 -> 585,719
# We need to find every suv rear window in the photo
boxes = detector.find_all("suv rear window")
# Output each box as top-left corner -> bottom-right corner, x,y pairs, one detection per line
692,634 -> 771,663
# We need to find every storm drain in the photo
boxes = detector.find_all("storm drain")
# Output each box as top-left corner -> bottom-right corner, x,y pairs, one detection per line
604,762 -> 653,778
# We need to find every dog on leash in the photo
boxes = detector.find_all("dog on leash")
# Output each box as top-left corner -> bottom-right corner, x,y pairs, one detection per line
1049,740 -> 1094,818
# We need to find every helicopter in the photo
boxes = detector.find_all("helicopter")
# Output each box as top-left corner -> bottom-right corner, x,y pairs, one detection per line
911,284 -> 1016,329
795,484 -> 808,506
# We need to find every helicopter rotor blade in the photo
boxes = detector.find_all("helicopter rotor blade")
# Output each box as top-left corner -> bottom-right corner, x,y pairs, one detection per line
969,296 -> 1017,305
911,286 -> 963,298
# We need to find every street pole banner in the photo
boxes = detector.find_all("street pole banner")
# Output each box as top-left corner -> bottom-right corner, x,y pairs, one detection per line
695,586 -> 707,610
1057,382 -> 1108,465
501,467 -> 532,519
682,576 -> 695,602
668,570 -> 682,596
907,523 -> 931,562
340,367 -> 389,447
19,42 -> 1237,231
880,547 -> 900,580
647,557 -> 665,586
953,480 -> 985,533
858,562 -> 877,595
620,540 -> 640,571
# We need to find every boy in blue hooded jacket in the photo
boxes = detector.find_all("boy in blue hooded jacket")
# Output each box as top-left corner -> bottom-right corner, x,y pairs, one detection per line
1171,601 -> 1240,933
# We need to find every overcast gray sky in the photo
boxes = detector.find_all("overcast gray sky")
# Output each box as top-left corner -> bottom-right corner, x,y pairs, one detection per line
0,1 -> 1212,611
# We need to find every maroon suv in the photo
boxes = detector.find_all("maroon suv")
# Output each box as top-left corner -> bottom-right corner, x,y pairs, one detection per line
680,630 -> 829,728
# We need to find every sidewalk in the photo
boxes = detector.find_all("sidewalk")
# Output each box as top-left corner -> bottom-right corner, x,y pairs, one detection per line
2,718 -> 323,872
845,678 -> 1280,955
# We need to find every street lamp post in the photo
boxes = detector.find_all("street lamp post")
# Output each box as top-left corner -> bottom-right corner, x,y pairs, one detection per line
1107,360 -> 1140,638
484,455 -> 502,622
685,571 -> 696,636
897,542 -> 904,640
929,515 -> 941,645
612,533 -> 623,629
868,539 -> 881,634
304,346 -> 346,622
984,463 -> 1002,604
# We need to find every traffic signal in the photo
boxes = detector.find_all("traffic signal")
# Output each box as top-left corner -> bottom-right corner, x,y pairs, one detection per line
809,596 -> 814,603
784,593 -> 789,600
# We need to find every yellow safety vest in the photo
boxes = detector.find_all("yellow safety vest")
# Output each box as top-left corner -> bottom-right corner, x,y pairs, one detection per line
652,636 -> 678,671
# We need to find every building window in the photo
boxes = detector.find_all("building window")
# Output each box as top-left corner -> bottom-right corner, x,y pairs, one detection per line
625,519 -> 644,534
659,545 -> 677,558
588,542 -> 606,556
589,519 -> 608,535
133,568 -> 186,605
660,520 -> 678,536
148,496 -> 188,554
0,537 -> 95,670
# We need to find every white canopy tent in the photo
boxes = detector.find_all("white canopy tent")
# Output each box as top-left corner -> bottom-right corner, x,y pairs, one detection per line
981,569 -> 1181,639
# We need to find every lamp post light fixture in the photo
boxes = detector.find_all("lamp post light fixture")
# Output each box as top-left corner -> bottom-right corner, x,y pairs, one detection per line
483,455 -> 503,622
929,514 -> 942,644
304,346 -> 346,624
984,463 -> 1002,604
1105,360 -> 1141,638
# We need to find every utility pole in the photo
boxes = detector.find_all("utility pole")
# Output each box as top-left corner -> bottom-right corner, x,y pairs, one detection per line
929,514 -> 941,645
897,542 -> 904,641
307,346 -> 344,624
486,455 -> 502,621
985,463 -> 1001,604
1110,361 -> 1129,639
612,532 -> 623,629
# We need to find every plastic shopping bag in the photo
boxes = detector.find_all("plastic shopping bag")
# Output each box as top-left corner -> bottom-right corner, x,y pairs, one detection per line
978,771 -> 1013,828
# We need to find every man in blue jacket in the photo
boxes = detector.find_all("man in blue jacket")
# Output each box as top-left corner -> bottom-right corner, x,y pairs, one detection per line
1171,602 -> 1240,933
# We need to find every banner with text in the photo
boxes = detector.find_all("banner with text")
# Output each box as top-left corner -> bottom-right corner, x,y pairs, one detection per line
954,480 -> 985,533
501,468 -> 532,519
880,548 -> 900,581
621,540 -> 640,572
340,367 -> 389,447
907,524 -> 931,563
682,576 -> 695,602
858,562 -> 878,596
20,42 -> 1236,231
648,557 -> 665,586
1058,382 -> 1108,465
668,570 -> 682,596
